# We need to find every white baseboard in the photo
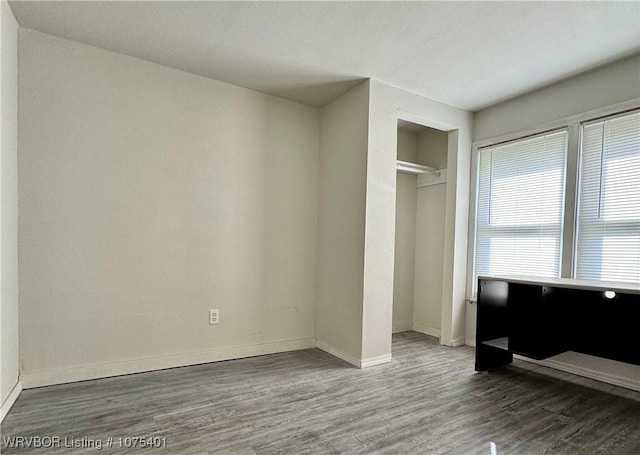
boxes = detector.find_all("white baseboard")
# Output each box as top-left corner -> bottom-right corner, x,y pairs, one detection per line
440,335 -> 465,347
412,322 -> 441,338
21,337 -> 316,389
361,354 -> 392,368
315,340 -> 392,369
450,337 -> 466,347
515,355 -> 640,392
413,323 -> 466,347
392,320 -> 412,334
1,381 -> 22,422
315,340 -> 361,368
445,337 -> 466,348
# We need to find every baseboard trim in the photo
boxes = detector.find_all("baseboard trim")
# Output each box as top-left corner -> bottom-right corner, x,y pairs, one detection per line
21,337 -> 316,389
412,322 -> 441,338
515,355 -> 640,392
315,341 -> 361,368
1,381 -> 22,422
361,354 -> 392,368
315,341 -> 392,369
450,337 -> 466,347
441,336 -> 466,347
392,320 -> 412,334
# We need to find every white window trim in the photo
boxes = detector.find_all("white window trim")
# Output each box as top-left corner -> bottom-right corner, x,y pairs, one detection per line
467,98 -> 640,302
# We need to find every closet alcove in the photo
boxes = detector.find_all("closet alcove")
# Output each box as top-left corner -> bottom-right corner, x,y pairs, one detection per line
393,119 -> 448,339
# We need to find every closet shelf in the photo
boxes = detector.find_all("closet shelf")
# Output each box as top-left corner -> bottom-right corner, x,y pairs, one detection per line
396,160 -> 440,176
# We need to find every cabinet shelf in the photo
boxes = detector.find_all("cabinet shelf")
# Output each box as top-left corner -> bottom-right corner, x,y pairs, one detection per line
480,337 -> 509,351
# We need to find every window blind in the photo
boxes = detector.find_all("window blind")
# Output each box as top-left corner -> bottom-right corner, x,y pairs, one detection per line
575,110 -> 640,284
473,130 -> 568,293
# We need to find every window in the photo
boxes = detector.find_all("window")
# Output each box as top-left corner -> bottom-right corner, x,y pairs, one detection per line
473,131 -> 567,294
575,111 -> 640,284
469,106 -> 640,298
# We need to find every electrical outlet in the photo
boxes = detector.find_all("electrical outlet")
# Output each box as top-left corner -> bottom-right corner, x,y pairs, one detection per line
209,309 -> 219,325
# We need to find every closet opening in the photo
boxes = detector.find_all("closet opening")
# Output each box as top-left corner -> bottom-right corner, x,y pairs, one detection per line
393,119 -> 449,345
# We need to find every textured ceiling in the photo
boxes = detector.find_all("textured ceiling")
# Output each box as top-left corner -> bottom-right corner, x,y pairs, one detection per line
9,1 -> 640,110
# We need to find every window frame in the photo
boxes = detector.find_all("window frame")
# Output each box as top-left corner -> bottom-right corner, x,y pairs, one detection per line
471,128 -> 569,294
467,100 -> 640,302
573,109 -> 640,282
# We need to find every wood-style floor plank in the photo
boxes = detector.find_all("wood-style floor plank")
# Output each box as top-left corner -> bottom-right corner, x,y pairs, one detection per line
2,332 -> 639,454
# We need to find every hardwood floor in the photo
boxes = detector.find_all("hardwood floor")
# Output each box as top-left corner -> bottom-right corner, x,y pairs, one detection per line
2,332 -> 639,454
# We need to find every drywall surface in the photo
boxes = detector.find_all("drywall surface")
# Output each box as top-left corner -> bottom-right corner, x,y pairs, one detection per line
393,129 -> 418,333
474,54 -> 640,141
18,30 -> 320,384
469,53 -> 640,388
364,80 -> 472,360
315,82 -> 369,364
412,127 -> 448,335
1,0 -> 20,414
396,128 -> 418,163
418,128 -> 448,169
413,183 -> 446,334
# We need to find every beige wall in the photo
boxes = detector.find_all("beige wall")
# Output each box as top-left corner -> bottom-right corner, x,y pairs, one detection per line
393,129 -> 417,333
412,127 -> 448,335
418,128 -> 448,170
474,54 -> 640,141
315,82 -> 369,365
1,0 -> 20,417
396,128 -> 418,163
18,30 -> 320,386
413,183 -> 446,334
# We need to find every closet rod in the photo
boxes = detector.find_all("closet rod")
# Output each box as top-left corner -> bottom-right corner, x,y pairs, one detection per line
396,160 -> 441,176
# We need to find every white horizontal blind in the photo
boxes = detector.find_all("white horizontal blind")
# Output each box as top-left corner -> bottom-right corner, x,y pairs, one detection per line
575,110 -> 640,284
474,130 -> 567,293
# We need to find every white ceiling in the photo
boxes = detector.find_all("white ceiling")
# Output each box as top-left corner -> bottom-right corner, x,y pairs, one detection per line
9,1 -> 640,110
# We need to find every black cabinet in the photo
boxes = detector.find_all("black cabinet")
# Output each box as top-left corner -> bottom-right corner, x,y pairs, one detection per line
475,280 -> 512,371
475,277 -> 640,371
